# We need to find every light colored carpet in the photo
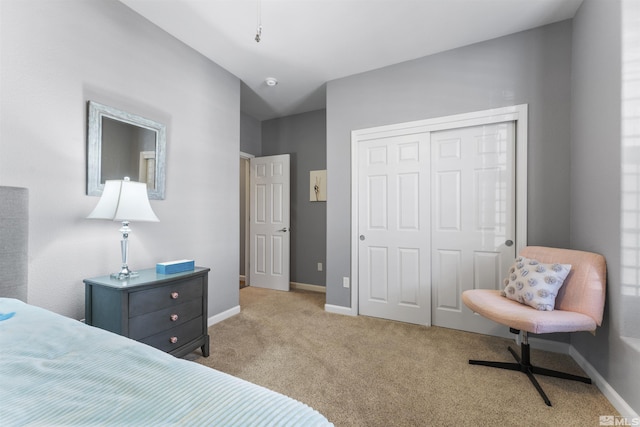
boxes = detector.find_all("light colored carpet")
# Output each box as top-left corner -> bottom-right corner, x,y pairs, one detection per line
195,287 -> 618,426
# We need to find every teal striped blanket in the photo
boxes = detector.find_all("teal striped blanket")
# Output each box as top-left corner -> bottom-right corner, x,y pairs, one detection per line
0,298 -> 332,426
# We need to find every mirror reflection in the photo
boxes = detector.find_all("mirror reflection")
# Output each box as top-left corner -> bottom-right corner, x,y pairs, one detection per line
87,101 -> 166,200
101,117 -> 157,188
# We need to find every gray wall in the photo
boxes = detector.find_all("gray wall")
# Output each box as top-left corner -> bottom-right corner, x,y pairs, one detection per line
570,0 -> 639,414
326,21 -> 573,307
262,110 -> 327,286
0,0 -> 240,319
240,112 -> 262,156
239,112 -> 261,278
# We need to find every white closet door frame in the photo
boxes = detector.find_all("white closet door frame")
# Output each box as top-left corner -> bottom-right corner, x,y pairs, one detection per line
349,104 -> 528,316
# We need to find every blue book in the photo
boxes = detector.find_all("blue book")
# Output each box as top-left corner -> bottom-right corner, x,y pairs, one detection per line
156,259 -> 195,274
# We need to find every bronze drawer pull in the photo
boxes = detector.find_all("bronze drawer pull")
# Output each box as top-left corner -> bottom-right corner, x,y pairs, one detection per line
170,292 -> 179,299
170,314 -> 179,321
169,336 -> 178,344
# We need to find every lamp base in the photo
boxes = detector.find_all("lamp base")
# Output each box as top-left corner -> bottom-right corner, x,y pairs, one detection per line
112,222 -> 138,281
110,270 -> 139,280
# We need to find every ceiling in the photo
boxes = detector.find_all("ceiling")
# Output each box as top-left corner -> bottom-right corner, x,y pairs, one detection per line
119,0 -> 583,121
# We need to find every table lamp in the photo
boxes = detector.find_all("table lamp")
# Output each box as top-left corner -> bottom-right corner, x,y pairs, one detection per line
87,177 -> 159,280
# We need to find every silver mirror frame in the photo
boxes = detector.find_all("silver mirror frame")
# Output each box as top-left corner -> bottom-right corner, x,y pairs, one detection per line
87,101 -> 166,200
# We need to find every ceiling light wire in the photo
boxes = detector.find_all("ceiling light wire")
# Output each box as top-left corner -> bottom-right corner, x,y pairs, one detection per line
255,0 -> 262,42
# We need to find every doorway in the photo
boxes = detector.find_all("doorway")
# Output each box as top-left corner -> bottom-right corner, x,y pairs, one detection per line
351,105 -> 528,335
249,154 -> 291,291
240,152 -> 253,288
240,152 -> 292,292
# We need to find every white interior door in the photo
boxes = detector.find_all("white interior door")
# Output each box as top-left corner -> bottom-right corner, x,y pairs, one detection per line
431,122 -> 516,334
357,134 -> 431,325
249,154 -> 290,291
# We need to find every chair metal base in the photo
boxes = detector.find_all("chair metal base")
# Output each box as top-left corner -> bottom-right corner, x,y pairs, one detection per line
469,337 -> 591,406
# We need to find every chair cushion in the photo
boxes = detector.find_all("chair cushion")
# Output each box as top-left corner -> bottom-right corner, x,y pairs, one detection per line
501,257 -> 571,311
462,289 -> 597,334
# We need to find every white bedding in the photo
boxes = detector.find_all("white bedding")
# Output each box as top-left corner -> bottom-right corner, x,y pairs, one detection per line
0,298 -> 332,426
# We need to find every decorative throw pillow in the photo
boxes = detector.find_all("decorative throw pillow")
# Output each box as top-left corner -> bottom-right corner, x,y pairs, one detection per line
501,256 -> 571,311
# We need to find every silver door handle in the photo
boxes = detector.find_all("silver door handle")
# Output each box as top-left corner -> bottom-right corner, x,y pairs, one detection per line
278,227 -> 290,232
505,240 -> 513,247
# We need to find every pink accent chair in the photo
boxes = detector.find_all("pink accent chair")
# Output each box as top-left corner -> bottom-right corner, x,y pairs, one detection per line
462,246 -> 606,406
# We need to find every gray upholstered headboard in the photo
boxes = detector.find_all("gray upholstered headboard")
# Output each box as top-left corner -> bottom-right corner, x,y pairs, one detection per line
0,186 -> 28,301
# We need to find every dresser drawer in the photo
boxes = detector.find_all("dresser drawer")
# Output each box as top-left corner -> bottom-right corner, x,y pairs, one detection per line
139,317 -> 204,353
129,298 -> 202,340
129,277 -> 203,317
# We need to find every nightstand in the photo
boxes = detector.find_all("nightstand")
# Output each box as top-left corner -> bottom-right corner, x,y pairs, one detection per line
84,267 -> 210,358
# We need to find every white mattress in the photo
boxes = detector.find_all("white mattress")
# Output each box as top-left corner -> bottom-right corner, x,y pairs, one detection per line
0,298 -> 332,426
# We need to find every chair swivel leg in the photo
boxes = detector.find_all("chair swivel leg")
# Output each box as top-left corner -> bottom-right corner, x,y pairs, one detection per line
469,331 -> 592,407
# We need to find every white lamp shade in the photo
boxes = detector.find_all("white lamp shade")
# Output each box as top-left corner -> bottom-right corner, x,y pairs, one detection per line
87,179 -> 159,222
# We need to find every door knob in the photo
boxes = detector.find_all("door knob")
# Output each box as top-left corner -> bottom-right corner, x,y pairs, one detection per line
360,235 -> 365,241
505,240 -> 514,247
278,227 -> 290,232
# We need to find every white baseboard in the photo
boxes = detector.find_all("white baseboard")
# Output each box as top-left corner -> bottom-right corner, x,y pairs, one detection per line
324,303 -> 356,316
570,346 -> 639,420
208,305 -> 240,327
290,282 -> 326,293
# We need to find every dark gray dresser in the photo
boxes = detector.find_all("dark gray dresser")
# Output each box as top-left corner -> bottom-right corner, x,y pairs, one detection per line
84,267 -> 210,358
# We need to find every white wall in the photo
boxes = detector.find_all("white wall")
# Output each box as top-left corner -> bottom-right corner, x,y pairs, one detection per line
0,0 -> 241,319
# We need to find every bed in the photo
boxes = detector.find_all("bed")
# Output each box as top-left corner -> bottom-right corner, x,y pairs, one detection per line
0,186 -> 332,426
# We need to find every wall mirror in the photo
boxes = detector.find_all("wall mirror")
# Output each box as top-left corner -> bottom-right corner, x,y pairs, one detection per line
87,101 -> 166,199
